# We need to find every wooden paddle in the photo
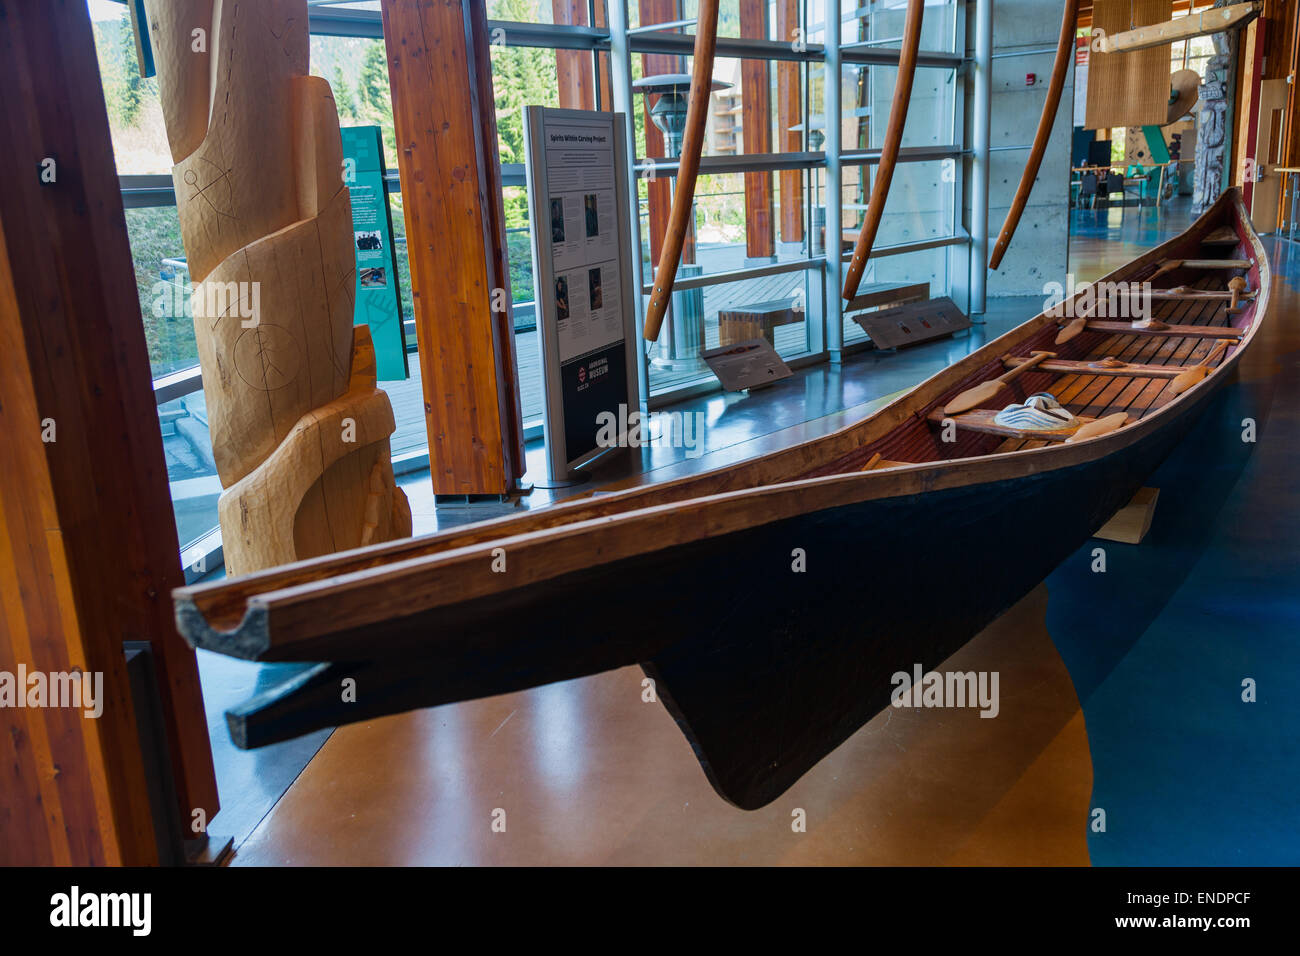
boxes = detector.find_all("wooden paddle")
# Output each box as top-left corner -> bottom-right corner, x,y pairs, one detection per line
1064,412 -> 1129,443
641,0 -> 720,342
842,0 -> 924,300
1055,316 -> 1087,344
943,350 -> 1054,415
1169,340 -> 1229,395
1228,275 -> 1248,312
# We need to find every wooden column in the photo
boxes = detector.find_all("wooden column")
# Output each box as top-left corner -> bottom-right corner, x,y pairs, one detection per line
639,0 -> 688,262
775,0 -> 804,244
553,0 -> 596,110
1238,16 -> 1268,207
593,1 -> 614,109
381,0 -> 525,495
0,0 -> 218,864
740,0 -> 775,258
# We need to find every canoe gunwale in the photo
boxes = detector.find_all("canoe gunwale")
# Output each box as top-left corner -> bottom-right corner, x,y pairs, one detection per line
175,191 -> 1267,658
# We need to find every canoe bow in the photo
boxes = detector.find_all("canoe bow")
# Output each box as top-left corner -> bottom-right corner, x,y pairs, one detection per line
988,0 -> 1080,270
841,0 -> 925,301
642,0 -> 721,342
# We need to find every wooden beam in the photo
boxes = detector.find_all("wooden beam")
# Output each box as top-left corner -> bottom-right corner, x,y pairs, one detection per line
842,0 -> 924,299
639,0 -> 684,264
643,0 -> 721,342
381,0 -> 524,495
740,0 -> 775,258
553,0 -> 596,110
989,0 -> 1080,270
0,0 -> 218,863
1096,1 -> 1262,52
775,0 -> 803,243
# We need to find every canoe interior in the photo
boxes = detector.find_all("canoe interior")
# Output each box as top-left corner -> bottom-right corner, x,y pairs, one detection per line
170,191 -> 1268,808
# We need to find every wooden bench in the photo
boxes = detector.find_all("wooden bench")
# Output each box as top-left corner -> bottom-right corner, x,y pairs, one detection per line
926,407 -> 1127,442
718,298 -> 802,346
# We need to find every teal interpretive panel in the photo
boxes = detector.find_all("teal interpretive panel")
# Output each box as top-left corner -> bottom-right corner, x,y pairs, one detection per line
341,125 -> 409,381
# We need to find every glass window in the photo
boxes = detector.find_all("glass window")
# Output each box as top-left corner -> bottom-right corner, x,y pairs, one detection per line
88,0 -> 171,174
648,270 -> 820,395
157,396 -> 220,552
90,0 -> 969,560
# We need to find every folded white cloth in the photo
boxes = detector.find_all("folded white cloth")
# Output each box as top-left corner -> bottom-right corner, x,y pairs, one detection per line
994,392 -> 1078,430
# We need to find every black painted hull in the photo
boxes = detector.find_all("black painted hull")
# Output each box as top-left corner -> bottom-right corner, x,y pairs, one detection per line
230,363 -> 1226,809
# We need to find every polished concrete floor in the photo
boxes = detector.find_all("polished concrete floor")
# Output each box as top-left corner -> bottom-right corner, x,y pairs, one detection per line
208,199 -> 1300,865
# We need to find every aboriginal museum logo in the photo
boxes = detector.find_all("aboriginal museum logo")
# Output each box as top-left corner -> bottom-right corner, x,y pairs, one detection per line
0,665 -> 103,718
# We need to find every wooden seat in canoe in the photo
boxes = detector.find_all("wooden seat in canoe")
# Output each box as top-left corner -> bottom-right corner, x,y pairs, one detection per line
1003,356 -> 1192,379
928,408 -> 1088,441
1084,321 -> 1243,339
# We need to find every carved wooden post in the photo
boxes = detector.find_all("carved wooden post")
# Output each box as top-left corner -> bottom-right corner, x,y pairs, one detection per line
143,0 -> 411,576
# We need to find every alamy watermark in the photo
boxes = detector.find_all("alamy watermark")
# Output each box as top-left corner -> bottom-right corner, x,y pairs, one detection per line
595,404 -> 707,458
0,665 -> 103,718
153,279 -> 261,327
891,664 -> 999,718
1043,275 -> 1152,322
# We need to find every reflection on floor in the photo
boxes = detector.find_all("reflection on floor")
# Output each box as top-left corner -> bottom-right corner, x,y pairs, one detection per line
1048,237 -> 1300,864
201,299 -> 1042,851
204,197 -> 1300,864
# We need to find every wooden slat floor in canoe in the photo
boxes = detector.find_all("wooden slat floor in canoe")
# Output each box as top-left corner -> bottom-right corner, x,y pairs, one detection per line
984,271 -> 1240,454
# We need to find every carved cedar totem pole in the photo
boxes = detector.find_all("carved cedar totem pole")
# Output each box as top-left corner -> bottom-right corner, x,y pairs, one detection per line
143,0 -> 411,576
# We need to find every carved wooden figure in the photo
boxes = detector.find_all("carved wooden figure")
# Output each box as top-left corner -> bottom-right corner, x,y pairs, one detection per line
143,0 -> 411,575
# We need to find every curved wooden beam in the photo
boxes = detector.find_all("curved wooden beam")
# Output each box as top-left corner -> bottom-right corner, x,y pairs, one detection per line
841,0 -> 925,301
988,0 -> 1079,271
642,0 -> 721,342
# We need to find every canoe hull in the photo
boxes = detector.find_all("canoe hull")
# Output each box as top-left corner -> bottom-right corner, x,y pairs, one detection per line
229,355 -> 1228,808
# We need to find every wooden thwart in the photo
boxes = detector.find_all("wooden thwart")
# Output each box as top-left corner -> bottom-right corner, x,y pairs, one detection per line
1151,257 -> 1251,279
1004,356 -> 1186,379
927,408 -> 1127,443
1085,321 -> 1243,339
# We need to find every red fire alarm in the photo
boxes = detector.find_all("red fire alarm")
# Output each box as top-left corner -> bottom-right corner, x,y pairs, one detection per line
1026,72 -> 1036,86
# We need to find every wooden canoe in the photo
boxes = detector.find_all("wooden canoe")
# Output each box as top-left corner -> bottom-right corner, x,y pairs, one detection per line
175,189 -> 1267,810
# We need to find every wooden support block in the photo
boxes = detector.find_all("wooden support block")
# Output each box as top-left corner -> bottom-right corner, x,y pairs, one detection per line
1095,487 -> 1160,544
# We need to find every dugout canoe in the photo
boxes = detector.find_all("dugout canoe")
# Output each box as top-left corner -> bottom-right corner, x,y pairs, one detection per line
174,189 -> 1267,809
